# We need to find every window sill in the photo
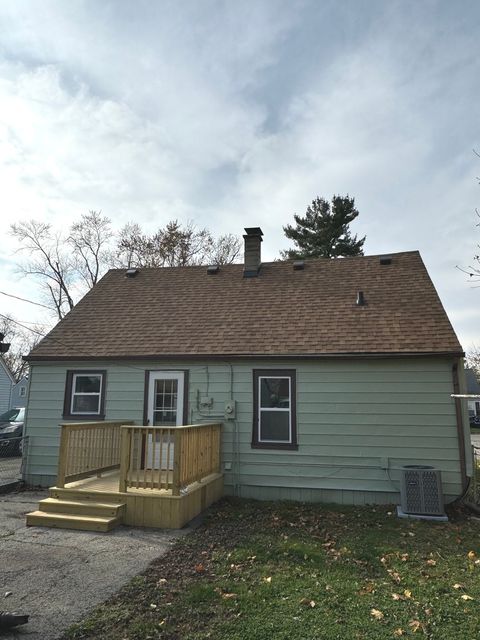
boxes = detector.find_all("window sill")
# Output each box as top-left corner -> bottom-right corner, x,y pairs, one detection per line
251,442 -> 298,451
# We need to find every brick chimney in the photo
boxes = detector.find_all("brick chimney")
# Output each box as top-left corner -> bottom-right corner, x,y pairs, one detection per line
243,227 -> 263,277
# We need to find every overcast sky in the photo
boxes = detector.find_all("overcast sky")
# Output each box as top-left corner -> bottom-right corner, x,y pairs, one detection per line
0,0 -> 479,350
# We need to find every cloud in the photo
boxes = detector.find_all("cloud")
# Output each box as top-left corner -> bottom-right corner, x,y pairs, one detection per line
0,0 -> 478,346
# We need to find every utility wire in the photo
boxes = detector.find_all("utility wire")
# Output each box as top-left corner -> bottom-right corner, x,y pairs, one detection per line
0,290 -> 53,311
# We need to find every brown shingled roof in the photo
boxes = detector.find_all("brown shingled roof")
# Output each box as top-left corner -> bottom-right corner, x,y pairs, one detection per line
27,251 -> 463,361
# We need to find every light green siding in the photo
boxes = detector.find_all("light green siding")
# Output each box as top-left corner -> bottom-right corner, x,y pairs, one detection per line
23,357 -> 470,505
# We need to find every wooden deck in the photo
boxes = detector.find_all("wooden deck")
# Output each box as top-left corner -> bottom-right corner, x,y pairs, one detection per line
64,469 -> 172,494
27,422 -> 224,531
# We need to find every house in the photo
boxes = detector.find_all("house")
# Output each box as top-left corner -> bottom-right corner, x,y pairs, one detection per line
23,228 -> 471,530
10,374 -> 29,410
0,356 -> 15,414
465,368 -> 480,419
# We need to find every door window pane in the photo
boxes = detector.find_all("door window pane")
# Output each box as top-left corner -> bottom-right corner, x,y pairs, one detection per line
153,379 -> 178,426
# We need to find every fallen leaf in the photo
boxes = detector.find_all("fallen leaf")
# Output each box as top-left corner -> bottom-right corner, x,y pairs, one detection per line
221,593 -> 237,600
426,559 -> 437,566
194,563 -> 206,573
408,619 -> 424,633
394,629 -> 405,637
453,583 -> 465,590
468,551 -> 476,559
391,593 -> 403,601
150,603 -> 157,609
400,553 -> 409,562
359,583 -> 375,595
461,594 -> 474,601
263,576 -> 272,583
404,589 -> 412,599
387,570 -> 402,583
370,608 -> 384,620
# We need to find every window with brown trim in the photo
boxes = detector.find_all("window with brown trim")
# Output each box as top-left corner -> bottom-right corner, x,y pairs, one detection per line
252,369 -> 297,450
63,370 -> 107,419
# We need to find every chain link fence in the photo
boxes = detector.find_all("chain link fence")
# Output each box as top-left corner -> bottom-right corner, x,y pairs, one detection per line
467,445 -> 480,504
0,436 -> 27,490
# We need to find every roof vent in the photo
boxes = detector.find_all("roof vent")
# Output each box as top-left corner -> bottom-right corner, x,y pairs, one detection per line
125,268 -> 139,278
207,265 -> 219,275
356,290 -> 366,306
379,255 -> 392,265
293,260 -> 305,271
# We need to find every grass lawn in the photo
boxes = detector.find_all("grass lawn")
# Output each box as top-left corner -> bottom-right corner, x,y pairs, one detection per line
64,498 -> 480,640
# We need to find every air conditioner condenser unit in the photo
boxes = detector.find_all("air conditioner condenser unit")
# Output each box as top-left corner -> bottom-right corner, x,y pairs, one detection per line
399,465 -> 445,516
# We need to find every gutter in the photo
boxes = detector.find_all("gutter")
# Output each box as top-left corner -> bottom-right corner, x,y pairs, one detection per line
25,350 -> 466,363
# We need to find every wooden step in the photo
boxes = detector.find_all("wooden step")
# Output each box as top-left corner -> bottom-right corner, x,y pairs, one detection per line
39,497 -> 125,518
49,487 -> 123,502
26,510 -> 122,532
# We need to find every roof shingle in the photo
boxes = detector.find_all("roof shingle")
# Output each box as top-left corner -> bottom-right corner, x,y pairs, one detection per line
27,251 -> 463,360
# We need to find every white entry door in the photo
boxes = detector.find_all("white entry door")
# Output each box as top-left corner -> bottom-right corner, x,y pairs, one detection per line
147,371 -> 185,469
147,371 -> 184,427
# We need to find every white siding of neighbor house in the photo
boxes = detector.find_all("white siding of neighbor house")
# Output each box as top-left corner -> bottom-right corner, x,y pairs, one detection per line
23,357 -> 471,505
0,359 -> 13,414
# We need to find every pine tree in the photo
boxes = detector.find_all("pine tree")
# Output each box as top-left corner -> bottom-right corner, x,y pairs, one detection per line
281,195 -> 366,259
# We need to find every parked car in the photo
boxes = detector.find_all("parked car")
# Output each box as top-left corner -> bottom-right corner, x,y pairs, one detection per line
0,407 -> 25,456
469,414 -> 480,429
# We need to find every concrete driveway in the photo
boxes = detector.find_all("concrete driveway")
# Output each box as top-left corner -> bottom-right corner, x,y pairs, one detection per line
0,490 -> 187,640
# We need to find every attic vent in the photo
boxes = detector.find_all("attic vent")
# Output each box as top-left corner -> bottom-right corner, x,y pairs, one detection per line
125,268 -> 139,278
207,265 -> 219,275
379,255 -> 392,265
356,290 -> 366,306
293,260 -> 305,270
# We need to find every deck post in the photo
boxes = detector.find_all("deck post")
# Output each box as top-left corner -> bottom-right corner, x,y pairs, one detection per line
119,427 -> 132,493
56,425 -> 69,488
172,429 -> 182,496
214,424 -> 221,473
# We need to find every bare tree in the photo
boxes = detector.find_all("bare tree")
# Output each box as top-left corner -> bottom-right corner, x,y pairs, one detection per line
207,233 -> 242,265
466,345 -> 480,378
11,220 -> 76,320
11,212 -> 112,319
68,211 -> 113,288
114,220 -> 241,268
0,315 -> 44,380
11,214 -> 241,326
457,150 -> 480,281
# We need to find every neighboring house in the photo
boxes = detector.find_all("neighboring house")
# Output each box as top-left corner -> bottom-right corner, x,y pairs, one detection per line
465,368 -> 480,418
10,374 -> 29,410
23,228 -> 471,513
0,356 -> 15,414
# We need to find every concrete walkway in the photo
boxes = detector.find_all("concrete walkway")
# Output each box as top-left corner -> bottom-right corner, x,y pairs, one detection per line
0,490 -> 187,639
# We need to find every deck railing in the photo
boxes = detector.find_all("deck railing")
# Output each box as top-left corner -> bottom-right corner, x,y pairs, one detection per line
57,421 -> 133,488
56,421 -> 222,495
119,423 -> 222,495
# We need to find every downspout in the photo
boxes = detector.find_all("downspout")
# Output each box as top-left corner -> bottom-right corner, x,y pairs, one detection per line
452,360 -> 468,492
